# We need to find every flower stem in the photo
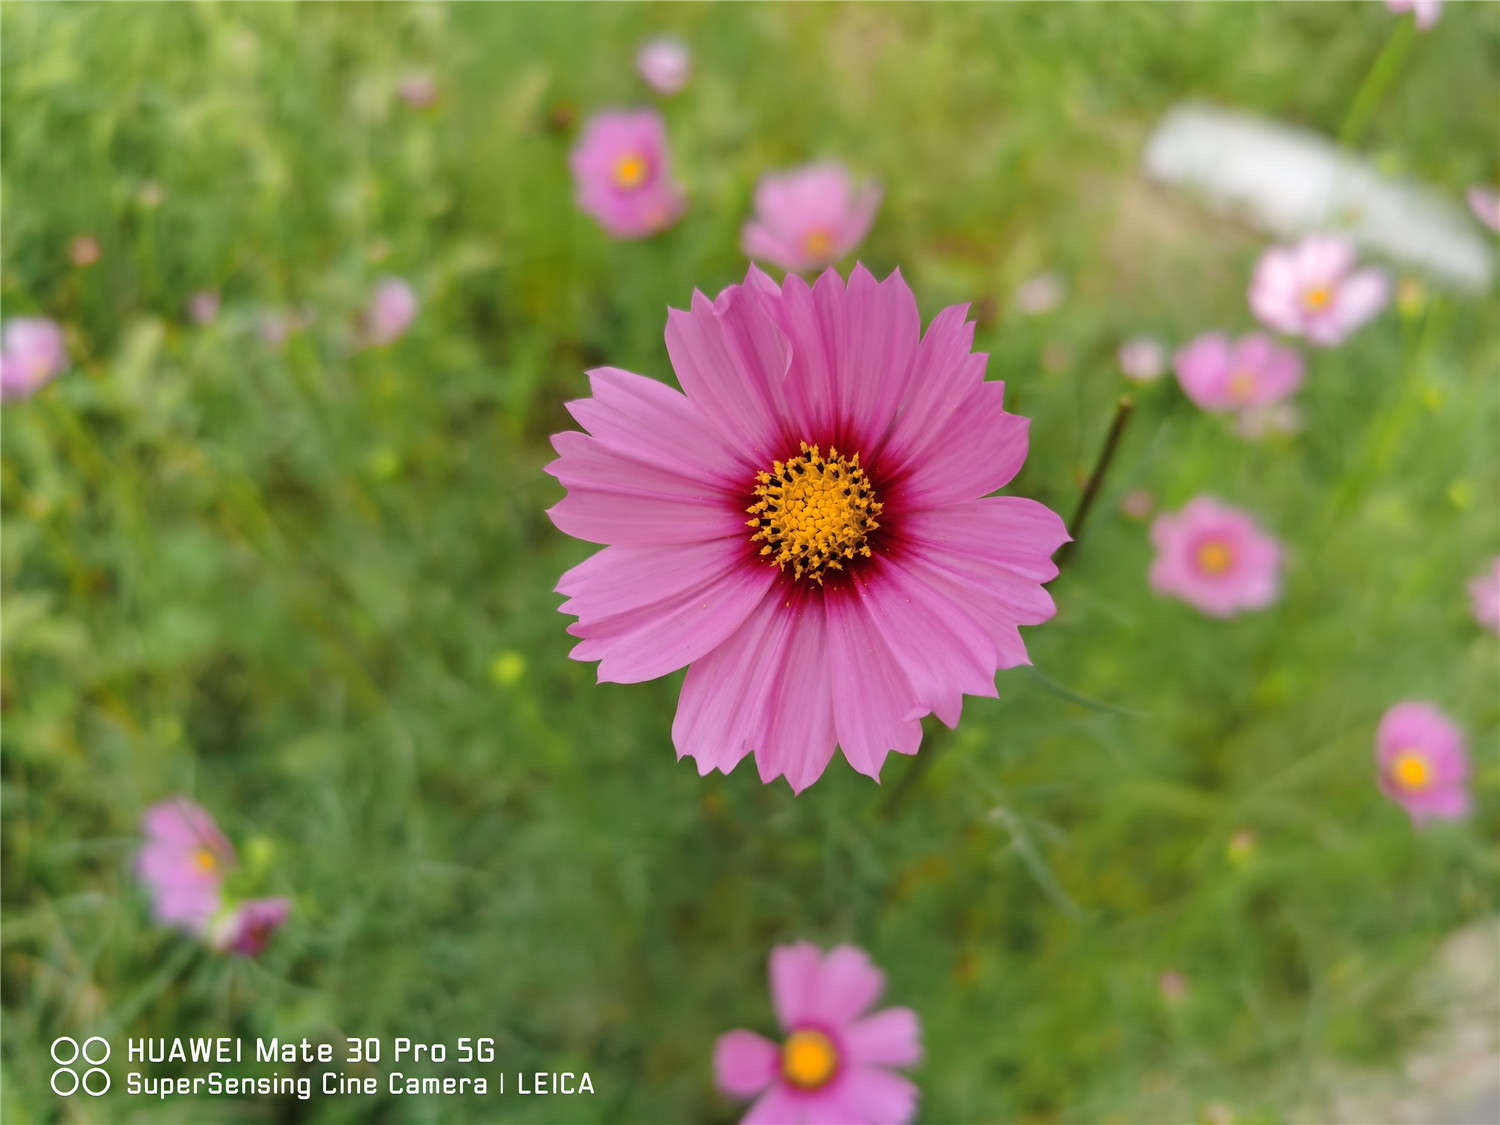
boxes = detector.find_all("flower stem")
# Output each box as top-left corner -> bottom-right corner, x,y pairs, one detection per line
1339,20 -> 1414,150
1055,395 -> 1133,570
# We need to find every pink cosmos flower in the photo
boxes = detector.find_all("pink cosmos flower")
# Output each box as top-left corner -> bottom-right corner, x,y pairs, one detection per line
1148,496 -> 1282,617
1385,0 -> 1442,30
1376,701 -> 1470,824
1158,970 -> 1188,1003
741,163 -> 882,274
213,897 -> 292,956
1014,273 -> 1064,316
636,36 -> 691,95
136,799 -> 236,935
188,290 -> 220,325
714,942 -> 922,1125
397,71 -> 439,109
1468,186 -> 1500,234
1249,235 -> 1388,346
362,276 -> 418,348
1121,489 -> 1154,521
1173,332 -> 1304,413
0,317 -> 68,401
1469,556 -> 1500,634
570,109 -> 687,240
546,265 -> 1068,792
1118,337 -> 1166,382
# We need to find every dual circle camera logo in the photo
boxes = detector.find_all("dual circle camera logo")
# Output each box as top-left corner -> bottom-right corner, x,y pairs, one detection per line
51,1036 -> 111,1096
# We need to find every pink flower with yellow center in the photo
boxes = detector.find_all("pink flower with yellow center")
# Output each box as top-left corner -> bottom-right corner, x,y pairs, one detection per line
570,109 -> 687,240
213,897 -> 292,956
1148,496 -> 1282,617
0,317 -> 68,401
714,942 -> 922,1125
1376,701 -> 1470,825
1385,0 -> 1442,30
1469,556 -> 1500,634
636,36 -> 691,96
546,265 -> 1068,792
1249,235 -> 1388,346
741,163 -> 882,274
136,799 -> 237,935
1173,332 -> 1304,413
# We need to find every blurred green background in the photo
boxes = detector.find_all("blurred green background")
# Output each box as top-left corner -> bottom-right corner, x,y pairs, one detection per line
2,2 -> 1497,1122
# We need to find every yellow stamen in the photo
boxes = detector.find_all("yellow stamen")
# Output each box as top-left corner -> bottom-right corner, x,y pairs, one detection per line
1392,750 -> 1431,791
781,1029 -> 838,1090
193,848 -> 218,872
802,227 -> 835,261
1196,539 -> 1232,576
612,153 -> 647,190
1228,370 -> 1256,402
747,442 -> 882,584
1303,286 -> 1331,311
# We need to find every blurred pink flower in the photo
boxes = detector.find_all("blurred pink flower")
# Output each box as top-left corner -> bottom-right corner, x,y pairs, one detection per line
547,266 -> 1066,791
1249,235 -> 1388,346
1149,496 -> 1282,617
1385,0 -> 1442,30
362,276 -> 418,348
1376,701 -> 1470,824
1468,186 -> 1500,234
188,290 -> 220,325
1469,556 -> 1500,634
1121,489 -> 1154,521
213,897 -> 292,957
1173,332 -> 1304,412
1235,402 -> 1302,441
714,942 -> 922,1125
0,317 -> 68,401
1158,970 -> 1188,1003
636,36 -> 691,95
1014,273 -> 1064,316
397,71 -> 439,108
570,109 -> 687,239
69,235 -> 101,267
136,799 -> 235,935
1118,337 -> 1166,382
259,306 -> 314,349
740,163 -> 881,273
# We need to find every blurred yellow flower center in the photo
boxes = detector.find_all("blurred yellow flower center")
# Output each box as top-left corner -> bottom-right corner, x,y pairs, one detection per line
612,153 -> 647,190
1228,370 -> 1256,401
193,848 -> 218,872
803,227 -> 835,261
1392,750 -> 1431,791
781,1029 -> 838,1089
1303,286 -> 1332,310
1196,539 -> 1232,576
748,442 -> 882,583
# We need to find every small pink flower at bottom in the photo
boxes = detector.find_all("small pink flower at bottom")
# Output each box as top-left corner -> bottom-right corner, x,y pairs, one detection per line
1469,186 -> 1500,234
1149,497 -> 1282,617
362,276 -> 418,348
1,317 -> 69,401
1173,332 -> 1303,413
1468,556 -> 1500,634
636,36 -> 691,95
1385,0 -> 1442,30
136,799 -> 236,935
1376,702 -> 1470,824
213,897 -> 292,956
1118,337 -> 1166,382
715,942 -> 921,1125
1249,235 -> 1388,346
741,163 -> 881,274
570,109 -> 687,239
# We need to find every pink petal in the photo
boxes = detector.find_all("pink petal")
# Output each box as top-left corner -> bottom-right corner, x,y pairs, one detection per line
714,1030 -> 780,1098
545,484 -> 747,546
844,1008 -> 923,1068
742,1085 -> 802,1125
813,945 -> 885,1025
824,595 -> 924,780
839,1065 -> 921,1125
769,941 -> 825,1030
876,304 -> 982,466
892,380 -> 1028,506
749,595 -> 839,793
898,497 -> 1069,582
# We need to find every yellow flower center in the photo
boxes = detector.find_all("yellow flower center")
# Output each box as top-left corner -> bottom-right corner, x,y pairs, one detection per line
781,1029 -> 838,1090
193,848 -> 219,872
747,442 -> 881,583
612,153 -> 648,190
1392,750 -> 1431,791
1228,370 -> 1256,401
1303,286 -> 1332,311
1196,539 -> 1232,576
802,227 -> 835,261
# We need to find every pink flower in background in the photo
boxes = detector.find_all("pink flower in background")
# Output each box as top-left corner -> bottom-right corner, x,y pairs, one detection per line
1249,236 -> 1388,346
636,36 -> 691,95
547,265 -> 1067,791
1149,496 -> 1282,617
136,799 -> 235,934
362,276 -> 418,347
1118,337 -> 1166,382
188,290 -> 220,325
741,163 -> 882,273
0,317 -> 68,401
715,942 -> 922,1125
1468,186 -> 1500,234
1173,332 -> 1304,412
397,71 -> 438,108
1014,273 -> 1064,316
1385,0 -> 1442,30
69,235 -> 101,267
1121,489 -> 1154,521
1158,970 -> 1188,1003
213,897 -> 292,956
1469,556 -> 1500,634
1376,702 -> 1470,824
570,109 -> 687,239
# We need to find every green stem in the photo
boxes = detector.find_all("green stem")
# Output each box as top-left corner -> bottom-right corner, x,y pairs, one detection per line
1339,20 -> 1414,150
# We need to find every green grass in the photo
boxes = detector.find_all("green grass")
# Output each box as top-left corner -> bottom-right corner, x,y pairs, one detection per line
2,2 -> 1497,1122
